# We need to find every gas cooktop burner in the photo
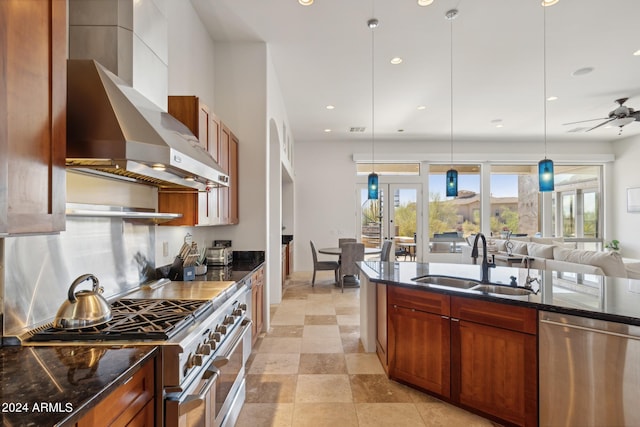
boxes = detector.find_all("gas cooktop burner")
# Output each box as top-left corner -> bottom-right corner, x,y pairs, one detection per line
29,298 -> 212,342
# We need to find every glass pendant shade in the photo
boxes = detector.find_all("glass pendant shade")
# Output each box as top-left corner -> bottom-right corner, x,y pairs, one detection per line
368,172 -> 379,200
446,169 -> 458,197
538,158 -> 554,192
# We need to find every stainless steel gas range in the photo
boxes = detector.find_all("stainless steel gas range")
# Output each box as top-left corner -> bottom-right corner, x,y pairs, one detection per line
19,279 -> 252,427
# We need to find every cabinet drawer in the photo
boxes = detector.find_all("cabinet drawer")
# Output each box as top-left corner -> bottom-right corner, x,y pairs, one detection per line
77,358 -> 155,427
388,286 -> 450,316
451,296 -> 537,335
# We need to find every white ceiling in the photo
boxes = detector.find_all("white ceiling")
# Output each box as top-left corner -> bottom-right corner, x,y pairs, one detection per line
192,0 -> 640,145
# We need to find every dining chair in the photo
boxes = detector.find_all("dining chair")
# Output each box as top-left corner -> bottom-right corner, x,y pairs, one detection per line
338,238 -> 357,248
309,240 -> 339,286
339,242 -> 365,293
380,240 -> 393,261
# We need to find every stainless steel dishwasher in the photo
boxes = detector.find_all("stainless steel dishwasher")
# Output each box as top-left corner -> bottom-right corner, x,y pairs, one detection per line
539,311 -> 640,426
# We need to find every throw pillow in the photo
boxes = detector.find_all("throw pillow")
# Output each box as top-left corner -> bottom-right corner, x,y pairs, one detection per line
560,249 -> 627,277
527,242 -> 555,259
510,241 -> 528,255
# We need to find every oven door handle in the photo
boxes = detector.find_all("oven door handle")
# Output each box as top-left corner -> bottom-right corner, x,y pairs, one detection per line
213,318 -> 252,369
178,364 -> 220,416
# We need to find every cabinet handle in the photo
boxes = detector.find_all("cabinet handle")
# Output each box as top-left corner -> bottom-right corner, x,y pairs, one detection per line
441,315 -> 449,320
451,318 -> 460,322
411,308 -> 415,312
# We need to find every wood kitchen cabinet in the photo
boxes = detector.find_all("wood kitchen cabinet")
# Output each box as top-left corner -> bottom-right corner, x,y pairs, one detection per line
251,265 -> 265,345
388,286 -> 451,397
451,296 -> 538,427
384,287 -> 538,427
160,96 -> 238,226
76,357 -> 155,427
0,0 -> 67,235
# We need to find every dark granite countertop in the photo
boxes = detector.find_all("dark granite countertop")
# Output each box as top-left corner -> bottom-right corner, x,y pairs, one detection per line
0,345 -> 158,427
358,261 -> 640,326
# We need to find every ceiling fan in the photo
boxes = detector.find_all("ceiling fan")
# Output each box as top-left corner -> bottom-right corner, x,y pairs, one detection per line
563,98 -> 640,134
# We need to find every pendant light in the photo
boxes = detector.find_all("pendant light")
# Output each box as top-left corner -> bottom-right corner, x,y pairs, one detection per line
538,3 -> 555,192
367,17 -> 379,200
445,9 -> 458,198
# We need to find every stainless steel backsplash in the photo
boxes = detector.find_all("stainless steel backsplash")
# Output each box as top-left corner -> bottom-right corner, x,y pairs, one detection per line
1,216 -> 155,337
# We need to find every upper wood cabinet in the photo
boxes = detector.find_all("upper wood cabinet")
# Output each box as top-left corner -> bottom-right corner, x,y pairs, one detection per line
0,0 -> 67,235
160,96 -> 238,226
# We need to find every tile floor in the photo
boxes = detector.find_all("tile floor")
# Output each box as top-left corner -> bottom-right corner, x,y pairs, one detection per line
236,272 -> 499,427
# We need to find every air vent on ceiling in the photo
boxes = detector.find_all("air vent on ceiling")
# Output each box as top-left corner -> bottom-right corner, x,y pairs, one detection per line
350,127 -> 366,133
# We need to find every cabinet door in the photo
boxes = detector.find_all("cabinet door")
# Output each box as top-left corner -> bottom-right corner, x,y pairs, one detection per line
376,284 -> 388,373
1,0 -> 66,234
218,124 -> 231,224
451,319 -> 537,427
388,304 -> 451,397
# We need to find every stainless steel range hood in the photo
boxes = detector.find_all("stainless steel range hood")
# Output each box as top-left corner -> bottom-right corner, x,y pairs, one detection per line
66,60 -> 229,190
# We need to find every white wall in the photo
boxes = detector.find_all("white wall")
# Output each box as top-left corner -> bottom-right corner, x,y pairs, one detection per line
612,134 -> 640,259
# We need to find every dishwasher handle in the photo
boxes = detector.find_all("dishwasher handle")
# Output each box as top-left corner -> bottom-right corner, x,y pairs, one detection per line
540,318 -> 640,341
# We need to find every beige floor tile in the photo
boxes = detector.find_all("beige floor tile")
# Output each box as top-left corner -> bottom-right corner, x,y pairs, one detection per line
270,312 -> 305,325
335,306 -> 360,315
295,374 -> 353,403
254,337 -> 302,353
350,374 -> 416,403
304,315 -> 337,325
248,353 -> 300,374
276,301 -> 308,314
339,325 -> 360,334
355,402 -> 426,427
301,335 -> 344,353
341,334 -> 366,353
298,353 -> 347,374
303,324 -> 341,338
345,353 -> 385,374
235,403 -> 293,427
291,403 -> 358,427
414,401 -> 497,426
245,374 -> 297,403
337,313 -> 361,325
268,325 -> 304,337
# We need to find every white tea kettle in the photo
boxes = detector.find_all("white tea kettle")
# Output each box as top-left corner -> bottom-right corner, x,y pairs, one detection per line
53,274 -> 112,329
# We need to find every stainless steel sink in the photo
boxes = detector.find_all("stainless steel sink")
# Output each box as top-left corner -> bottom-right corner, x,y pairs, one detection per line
470,284 -> 534,296
412,276 -> 480,289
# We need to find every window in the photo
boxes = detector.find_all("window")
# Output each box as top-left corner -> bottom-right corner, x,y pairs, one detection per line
429,164 -> 480,239
490,165 -> 539,237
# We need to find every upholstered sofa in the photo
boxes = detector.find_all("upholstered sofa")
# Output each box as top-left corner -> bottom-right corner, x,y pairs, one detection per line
460,236 -> 640,279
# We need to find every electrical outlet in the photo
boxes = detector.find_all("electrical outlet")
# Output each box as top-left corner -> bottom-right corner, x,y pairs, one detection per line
162,241 -> 169,257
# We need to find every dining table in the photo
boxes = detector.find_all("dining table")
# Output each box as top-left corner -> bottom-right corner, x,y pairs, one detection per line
318,246 -> 382,288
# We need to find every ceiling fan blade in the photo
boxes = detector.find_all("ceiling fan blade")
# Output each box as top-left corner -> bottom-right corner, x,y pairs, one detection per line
632,110 -> 640,121
586,118 -> 616,132
562,117 -> 608,126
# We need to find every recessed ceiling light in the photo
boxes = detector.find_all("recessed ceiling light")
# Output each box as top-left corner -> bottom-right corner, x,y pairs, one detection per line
324,128 -> 332,133
417,105 -> 427,110
541,0 -> 559,6
547,96 -> 558,101
390,57 -> 403,65
326,105 -> 335,110
496,124 -> 504,128
417,0 -> 434,6
298,0 -> 313,5
572,67 -> 594,76
184,176 -> 195,182
634,49 -> 640,56
152,163 -> 166,171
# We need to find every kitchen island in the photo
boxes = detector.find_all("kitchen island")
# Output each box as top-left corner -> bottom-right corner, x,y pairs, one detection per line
358,261 -> 640,427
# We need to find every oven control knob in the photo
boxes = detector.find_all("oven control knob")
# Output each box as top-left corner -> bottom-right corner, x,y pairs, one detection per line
198,344 -> 212,355
210,331 -> 222,342
216,325 -> 227,335
186,353 -> 203,368
239,303 -> 247,311
233,308 -> 243,316
224,315 -> 235,325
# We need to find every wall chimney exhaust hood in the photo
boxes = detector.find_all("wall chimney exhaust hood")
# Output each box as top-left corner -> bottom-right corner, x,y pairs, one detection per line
66,60 -> 229,191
